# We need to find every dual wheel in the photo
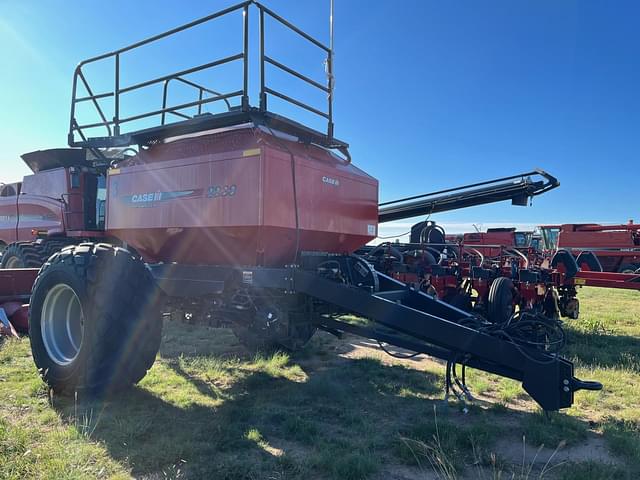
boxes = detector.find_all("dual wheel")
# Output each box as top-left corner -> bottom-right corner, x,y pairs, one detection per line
1,242 -> 46,268
29,243 -> 162,394
0,239 -> 78,269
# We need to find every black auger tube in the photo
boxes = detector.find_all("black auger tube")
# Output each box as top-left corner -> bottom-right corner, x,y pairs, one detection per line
378,169 -> 559,223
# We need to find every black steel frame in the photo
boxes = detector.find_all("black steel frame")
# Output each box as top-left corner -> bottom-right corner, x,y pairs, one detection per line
148,260 -> 600,411
68,1 -> 336,148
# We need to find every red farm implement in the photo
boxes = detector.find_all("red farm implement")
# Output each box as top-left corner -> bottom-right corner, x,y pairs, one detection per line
539,222 -> 640,273
0,2 -> 600,411
361,228 -> 640,332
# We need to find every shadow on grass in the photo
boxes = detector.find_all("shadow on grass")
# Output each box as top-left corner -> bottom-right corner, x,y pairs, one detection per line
48,323 -> 612,479
564,328 -> 640,372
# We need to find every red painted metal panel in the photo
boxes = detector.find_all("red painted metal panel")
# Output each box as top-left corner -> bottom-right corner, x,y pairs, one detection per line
0,269 -> 39,299
16,169 -> 67,239
462,231 -> 515,258
560,231 -> 636,249
0,302 -> 28,333
572,270 -> 640,290
557,226 -> 640,271
0,196 -> 18,244
106,127 -> 378,266
16,197 -> 65,239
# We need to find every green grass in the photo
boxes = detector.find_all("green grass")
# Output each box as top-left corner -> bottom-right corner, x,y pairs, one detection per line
0,287 -> 639,478
520,411 -> 588,447
394,406 -> 502,471
602,419 -> 640,462
555,461 -> 631,480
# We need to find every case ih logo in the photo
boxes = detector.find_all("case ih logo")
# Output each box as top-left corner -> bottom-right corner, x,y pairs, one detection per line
322,176 -> 340,186
132,192 -> 163,203
121,190 -> 198,207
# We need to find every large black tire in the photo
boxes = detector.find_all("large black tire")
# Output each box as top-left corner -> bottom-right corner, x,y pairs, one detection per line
0,242 -> 46,268
29,243 -> 162,395
231,321 -> 316,353
487,277 -> 515,325
40,238 -> 78,260
230,299 -> 317,353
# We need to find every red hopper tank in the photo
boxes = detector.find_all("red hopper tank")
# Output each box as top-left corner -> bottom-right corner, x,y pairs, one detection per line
106,126 -> 379,266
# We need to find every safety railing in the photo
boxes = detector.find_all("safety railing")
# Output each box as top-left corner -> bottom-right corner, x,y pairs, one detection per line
160,77 -> 233,125
257,3 -> 334,138
68,1 -> 334,147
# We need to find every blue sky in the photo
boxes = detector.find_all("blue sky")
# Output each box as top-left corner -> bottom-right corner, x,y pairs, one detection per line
1,1 -> 638,236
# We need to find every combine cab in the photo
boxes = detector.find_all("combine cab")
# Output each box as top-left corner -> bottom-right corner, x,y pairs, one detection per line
462,228 -> 538,259
0,149 -> 109,267
0,1 -> 601,411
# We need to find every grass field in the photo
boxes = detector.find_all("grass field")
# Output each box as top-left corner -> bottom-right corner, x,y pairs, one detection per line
0,287 -> 639,479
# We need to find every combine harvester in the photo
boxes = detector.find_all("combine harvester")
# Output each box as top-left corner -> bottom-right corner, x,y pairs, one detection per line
0,1 -> 601,411
448,222 -> 640,274
539,222 -> 640,273
452,228 -> 542,259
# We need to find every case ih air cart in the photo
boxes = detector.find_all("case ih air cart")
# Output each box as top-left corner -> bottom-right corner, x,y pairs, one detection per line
0,2 -> 601,410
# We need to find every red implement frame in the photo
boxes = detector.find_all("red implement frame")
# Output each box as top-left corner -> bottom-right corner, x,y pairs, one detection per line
0,269 -> 39,336
571,270 -> 640,290
0,269 -> 39,301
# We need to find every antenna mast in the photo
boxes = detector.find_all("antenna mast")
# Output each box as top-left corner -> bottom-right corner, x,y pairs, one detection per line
327,0 -> 335,138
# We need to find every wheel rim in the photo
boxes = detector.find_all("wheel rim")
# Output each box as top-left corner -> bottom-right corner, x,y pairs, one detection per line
41,284 -> 84,366
5,256 -> 22,268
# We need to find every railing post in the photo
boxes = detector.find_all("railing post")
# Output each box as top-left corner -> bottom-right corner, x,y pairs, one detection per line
327,50 -> 334,140
259,7 -> 267,111
114,53 -> 120,135
327,0 -> 334,139
198,88 -> 204,115
68,67 -> 80,146
241,4 -> 250,111
161,80 -> 169,125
